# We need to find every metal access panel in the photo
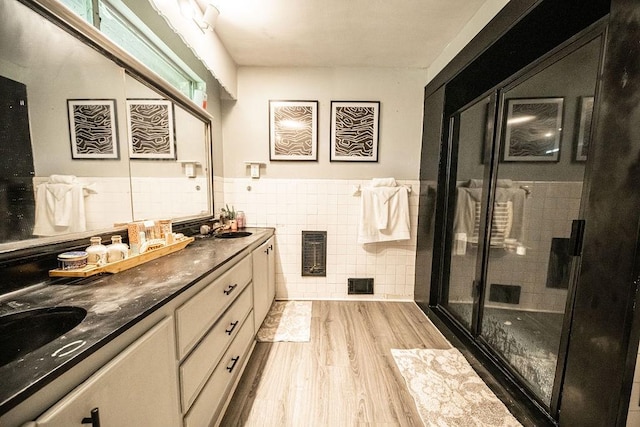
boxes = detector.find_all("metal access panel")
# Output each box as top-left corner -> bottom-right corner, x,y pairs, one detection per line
348,278 -> 374,295
301,231 -> 327,276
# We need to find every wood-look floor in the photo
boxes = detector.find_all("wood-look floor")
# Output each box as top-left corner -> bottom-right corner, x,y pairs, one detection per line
221,301 -> 451,426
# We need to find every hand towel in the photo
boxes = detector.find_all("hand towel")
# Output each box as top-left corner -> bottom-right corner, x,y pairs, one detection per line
48,174 -> 78,185
373,187 -> 402,229
45,183 -> 75,226
33,179 -> 92,236
453,186 -> 526,249
371,177 -> 397,187
358,186 -> 410,244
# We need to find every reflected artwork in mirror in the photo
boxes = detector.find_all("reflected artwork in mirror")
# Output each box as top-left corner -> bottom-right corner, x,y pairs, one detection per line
503,97 -> 564,162
67,99 -> 120,160
0,0 -> 212,251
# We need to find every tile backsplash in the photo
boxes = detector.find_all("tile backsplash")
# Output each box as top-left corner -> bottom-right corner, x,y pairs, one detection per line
34,176 -> 210,232
223,178 -> 420,300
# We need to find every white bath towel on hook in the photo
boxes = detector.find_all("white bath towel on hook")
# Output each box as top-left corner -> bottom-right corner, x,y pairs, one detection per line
357,183 -> 410,244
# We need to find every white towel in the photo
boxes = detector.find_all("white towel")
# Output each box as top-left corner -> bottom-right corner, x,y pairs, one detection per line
371,177 -> 397,187
48,174 -> 77,185
453,186 -> 526,250
45,183 -> 74,226
33,177 -> 93,236
358,186 -> 410,244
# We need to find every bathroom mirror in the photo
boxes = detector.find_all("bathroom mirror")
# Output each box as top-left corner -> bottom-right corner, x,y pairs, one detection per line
0,0 -> 212,251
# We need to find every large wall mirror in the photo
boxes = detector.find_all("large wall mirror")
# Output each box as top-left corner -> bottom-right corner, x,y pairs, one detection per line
0,0 -> 212,252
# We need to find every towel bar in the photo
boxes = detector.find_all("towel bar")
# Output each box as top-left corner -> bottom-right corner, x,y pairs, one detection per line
519,185 -> 532,198
352,184 -> 412,196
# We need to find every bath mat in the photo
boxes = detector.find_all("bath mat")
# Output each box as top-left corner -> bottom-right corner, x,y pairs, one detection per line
256,301 -> 312,342
391,348 -> 522,427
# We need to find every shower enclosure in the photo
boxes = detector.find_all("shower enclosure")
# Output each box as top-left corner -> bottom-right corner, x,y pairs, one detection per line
429,25 -> 605,418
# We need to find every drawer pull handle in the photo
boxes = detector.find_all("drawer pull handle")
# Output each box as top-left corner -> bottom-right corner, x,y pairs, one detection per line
225,321 -> 239,335
81,407 -> 101,427
223,284 -> 238,295
226,356 -> 240,373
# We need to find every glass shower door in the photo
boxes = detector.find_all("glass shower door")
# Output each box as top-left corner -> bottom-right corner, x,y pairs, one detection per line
442,95 -> 495,331
479,35 -> 602,408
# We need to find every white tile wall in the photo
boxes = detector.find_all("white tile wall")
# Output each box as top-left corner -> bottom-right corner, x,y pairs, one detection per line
131,177 -> 210,220
213,175 -> 225,215
449,181 -> 582,312
223,178 -> 419,300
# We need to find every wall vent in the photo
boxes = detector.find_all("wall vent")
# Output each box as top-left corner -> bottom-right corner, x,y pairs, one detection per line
301,231 -> 326,276
348,278 -> 374,295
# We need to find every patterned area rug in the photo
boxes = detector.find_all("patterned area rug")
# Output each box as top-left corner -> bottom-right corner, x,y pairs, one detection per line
256,301 -> 312,342
392,348 -> 522,427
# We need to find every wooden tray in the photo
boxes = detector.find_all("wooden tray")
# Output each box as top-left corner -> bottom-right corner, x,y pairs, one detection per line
49,236 -> 195,278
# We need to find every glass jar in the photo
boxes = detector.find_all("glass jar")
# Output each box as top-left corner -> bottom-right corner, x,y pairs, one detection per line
107,235 -> 129,263
236,211 -> 246,229
86,237 -> 107,266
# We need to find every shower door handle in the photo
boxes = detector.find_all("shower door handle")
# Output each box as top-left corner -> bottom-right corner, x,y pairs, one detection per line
569,220 -> 586,256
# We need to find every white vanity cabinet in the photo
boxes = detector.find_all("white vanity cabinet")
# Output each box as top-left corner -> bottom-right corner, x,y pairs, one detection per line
252,235 -> 276,331
8,232 -> 276,427
29,317 -> 180,427
176,253 -> 256,426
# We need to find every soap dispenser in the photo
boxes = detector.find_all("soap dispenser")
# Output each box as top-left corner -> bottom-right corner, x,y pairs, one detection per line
86,237 -> 107,266
107,235 -> 129,263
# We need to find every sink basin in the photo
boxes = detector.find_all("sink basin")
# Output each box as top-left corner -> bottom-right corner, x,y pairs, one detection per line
0,306 -> 87,367
214,231 -> 253,239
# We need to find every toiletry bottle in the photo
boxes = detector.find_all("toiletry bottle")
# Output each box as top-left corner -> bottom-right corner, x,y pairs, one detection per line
107,235 -> 129,263
236,211 -> 245,229
86,237 -> 107,266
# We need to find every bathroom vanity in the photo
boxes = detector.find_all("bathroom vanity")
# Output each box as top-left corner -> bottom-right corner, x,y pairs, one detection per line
0,228 -> 276,427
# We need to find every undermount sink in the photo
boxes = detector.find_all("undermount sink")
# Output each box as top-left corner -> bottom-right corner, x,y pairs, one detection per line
0,306 -> 87,367
214,231 -> 253,239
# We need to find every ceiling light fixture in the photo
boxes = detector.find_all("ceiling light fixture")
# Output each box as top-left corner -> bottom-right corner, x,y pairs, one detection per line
199,4 -> 219,31
176,0 -> 219,33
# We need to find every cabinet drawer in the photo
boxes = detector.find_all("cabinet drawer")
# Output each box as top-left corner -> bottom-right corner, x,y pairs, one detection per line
180,284 -> 253,412
176,255 -> 251,359
33,318 -> 180,427
184,314 -> 255,427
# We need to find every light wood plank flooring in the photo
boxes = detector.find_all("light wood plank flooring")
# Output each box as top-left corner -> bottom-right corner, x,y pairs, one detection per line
221,300 -> 451,426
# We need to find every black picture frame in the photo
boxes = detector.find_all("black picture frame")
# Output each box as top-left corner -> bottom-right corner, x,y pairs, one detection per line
269,100 -> 318,161
330,101 -> 380,162
126,99 -> 176,160
67,99 -> 119,160
502,97 -> 564,162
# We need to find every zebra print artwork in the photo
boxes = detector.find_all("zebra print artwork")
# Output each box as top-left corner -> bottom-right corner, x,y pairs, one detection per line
126,99 -> 175,159
503,98 -> 563,162
67,99 -> 118,159
269,100 -> 318,161
330,101 -> 379,162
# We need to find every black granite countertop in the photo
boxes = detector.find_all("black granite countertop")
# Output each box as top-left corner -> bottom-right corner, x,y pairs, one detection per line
0,228 -> 273,416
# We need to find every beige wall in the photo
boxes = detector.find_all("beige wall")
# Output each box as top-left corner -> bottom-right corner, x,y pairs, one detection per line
220,66 -> 427,180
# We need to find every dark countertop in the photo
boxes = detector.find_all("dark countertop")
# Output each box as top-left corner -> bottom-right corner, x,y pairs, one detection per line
0,228 -> 273,416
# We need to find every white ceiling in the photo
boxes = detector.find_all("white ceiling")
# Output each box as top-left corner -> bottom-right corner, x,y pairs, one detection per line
203,0 -> 488,69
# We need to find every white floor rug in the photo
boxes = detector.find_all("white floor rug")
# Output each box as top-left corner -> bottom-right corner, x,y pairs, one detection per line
392,348 -> 522,427
256,301 -> 312,342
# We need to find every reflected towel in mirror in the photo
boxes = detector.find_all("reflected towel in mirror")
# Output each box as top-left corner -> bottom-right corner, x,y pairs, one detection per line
33,176 -> 96,236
